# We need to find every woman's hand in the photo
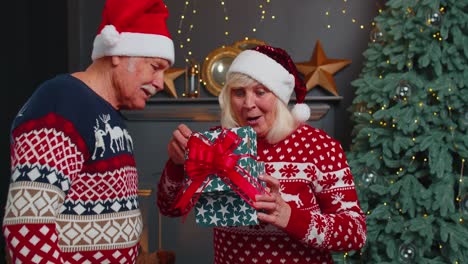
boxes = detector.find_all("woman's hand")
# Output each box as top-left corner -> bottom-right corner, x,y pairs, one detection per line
167,124 -> 192,165
254,174 -> 291,229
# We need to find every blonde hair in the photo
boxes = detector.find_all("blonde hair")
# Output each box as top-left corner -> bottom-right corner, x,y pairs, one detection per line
219,72 -> 297,144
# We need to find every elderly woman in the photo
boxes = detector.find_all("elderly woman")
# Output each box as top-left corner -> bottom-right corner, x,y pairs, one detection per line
158,45 -> 366,264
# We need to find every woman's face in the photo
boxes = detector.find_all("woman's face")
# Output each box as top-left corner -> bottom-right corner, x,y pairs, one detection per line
229,82 -> 278,138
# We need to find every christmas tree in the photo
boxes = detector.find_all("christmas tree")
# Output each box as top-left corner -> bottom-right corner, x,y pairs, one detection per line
336,0 -> 468,263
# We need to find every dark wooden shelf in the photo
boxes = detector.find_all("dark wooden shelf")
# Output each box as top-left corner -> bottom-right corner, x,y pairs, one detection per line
121,96 -> 342,122
145,95 -> 343,104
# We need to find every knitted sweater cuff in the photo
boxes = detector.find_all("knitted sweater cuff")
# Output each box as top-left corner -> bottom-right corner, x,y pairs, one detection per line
165,159 -> 185,182
284,206 -> 311,242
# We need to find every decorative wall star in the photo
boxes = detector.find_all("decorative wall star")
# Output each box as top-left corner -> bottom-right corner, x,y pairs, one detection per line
163,68 -> 186,98
296,40 -> 351,96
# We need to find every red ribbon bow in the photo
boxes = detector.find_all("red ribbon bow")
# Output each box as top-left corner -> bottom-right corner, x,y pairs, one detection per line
174,129 -> 264,214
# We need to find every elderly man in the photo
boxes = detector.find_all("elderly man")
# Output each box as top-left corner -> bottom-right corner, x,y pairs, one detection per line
2,0 -> 174,263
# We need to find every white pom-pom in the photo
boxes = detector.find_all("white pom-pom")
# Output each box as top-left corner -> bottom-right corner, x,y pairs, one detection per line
292,103 -> 311,122
101,25 -> 120,46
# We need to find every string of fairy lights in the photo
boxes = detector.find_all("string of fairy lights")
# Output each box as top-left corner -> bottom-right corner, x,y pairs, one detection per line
358,87 -> 466,202
215,0 -> 275,44
175,0 -> 390,63
360,5 -> 466,231
323,0 -> 385,30
344,4 -> 465,262
219,0 -> 229,40
175,0 -> 386,64
457,159 -> 465,214
175,0 -> 274,62
351,75 -> 466,262
176,1 -> 197,63
251,0 -> 274,35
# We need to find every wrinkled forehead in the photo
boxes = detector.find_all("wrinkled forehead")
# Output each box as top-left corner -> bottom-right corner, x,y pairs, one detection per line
144,57 -> 170,68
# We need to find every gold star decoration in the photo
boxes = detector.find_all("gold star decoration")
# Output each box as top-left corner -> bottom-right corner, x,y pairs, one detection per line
296,40 -> 351,96
163,68 -> 186,98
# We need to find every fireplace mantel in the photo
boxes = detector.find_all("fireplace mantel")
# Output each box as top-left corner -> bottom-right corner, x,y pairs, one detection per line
122,96 -> 342,122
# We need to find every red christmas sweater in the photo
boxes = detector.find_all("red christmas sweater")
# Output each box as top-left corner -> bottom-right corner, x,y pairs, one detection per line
158,124 -> 366,264
3,75 -> 142,263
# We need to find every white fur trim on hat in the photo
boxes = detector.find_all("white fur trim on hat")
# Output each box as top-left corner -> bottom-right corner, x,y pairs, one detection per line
292,103 -> 311,122
91,28 -> 175,64
227,50 -> 295,104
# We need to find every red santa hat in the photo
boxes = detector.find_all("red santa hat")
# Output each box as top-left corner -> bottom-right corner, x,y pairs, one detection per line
91,0 -> 174,64
227,45 -> 310,122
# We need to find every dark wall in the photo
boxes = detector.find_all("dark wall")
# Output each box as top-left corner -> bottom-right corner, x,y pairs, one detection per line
1,1 -> 68,263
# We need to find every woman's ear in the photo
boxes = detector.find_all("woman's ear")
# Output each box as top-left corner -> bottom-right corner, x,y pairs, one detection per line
111,56 -> 121,66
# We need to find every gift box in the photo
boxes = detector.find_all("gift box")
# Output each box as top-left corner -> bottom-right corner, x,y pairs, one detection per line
179,126 -> 264,227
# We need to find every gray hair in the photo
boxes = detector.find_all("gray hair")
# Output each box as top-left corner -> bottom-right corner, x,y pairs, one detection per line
219,72 -> 297,144
127,56 -> 138,72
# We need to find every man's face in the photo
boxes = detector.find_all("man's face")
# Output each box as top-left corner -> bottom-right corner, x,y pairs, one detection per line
113,57 -> 170,110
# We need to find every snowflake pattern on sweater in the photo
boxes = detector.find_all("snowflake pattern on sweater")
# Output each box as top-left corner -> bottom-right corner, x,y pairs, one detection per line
158,124 -> 366,264
3,75 -> 142,264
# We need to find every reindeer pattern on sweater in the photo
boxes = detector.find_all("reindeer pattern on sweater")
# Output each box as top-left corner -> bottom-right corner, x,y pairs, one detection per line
3,74 -> 142,264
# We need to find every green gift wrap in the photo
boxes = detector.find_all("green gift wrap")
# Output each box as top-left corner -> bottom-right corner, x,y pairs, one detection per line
185,126 -> 264,227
